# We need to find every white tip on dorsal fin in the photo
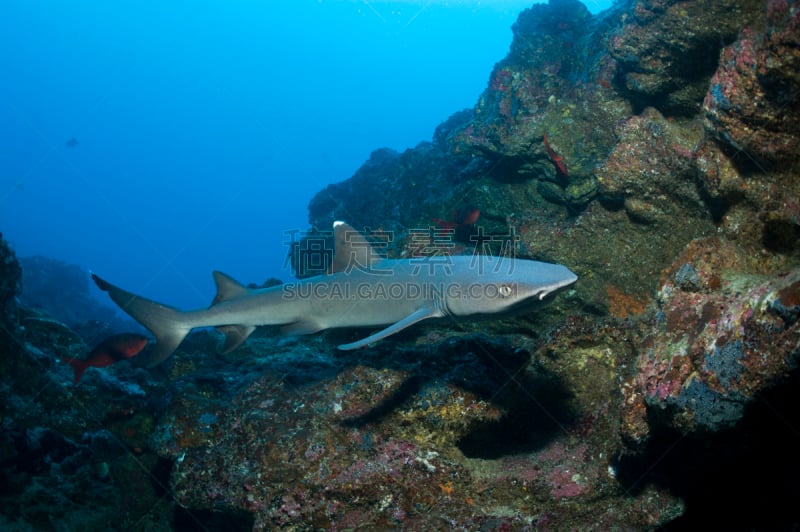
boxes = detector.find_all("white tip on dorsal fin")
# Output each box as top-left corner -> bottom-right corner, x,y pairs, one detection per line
328,221 -> 381,274
211,271 -> 251,305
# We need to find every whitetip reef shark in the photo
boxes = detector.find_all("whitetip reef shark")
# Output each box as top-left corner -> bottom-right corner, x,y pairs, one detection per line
92,221 -> 577,367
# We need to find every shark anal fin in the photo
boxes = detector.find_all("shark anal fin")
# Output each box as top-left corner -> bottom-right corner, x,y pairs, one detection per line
337,307 -> 442,350
216,324 -> 256,354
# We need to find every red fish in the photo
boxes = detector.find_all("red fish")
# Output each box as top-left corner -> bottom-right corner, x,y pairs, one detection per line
543,133 -> 568,177
433,206 -> 481,229
66,332 -> 149,384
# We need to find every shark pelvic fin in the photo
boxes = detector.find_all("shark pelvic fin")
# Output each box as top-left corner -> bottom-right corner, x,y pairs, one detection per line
211,271 -> 252,305
337,307 -> 443,350
328,221 -> 383,274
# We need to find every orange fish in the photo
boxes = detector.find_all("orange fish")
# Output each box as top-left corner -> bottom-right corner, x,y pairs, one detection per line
543,133 -> 568,177
433,206 -> 480,230
66,332 -> 149,384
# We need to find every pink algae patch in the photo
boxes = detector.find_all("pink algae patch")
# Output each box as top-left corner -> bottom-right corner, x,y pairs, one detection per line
547,467 -> 590,499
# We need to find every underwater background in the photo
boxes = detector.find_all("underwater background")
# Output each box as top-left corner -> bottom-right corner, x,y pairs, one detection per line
1,0 -> 553,309
2,0 -> 800,530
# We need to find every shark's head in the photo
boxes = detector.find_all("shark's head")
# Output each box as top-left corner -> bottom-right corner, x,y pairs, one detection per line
442,256 -> 578,317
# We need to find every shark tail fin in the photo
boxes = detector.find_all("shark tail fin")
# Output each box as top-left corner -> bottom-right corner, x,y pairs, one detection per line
92,274 -> 190,367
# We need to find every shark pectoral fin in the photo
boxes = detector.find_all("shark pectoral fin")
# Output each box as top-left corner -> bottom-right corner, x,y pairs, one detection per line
337,307 -> 441,350
216,324 -> 257,354
281,319 -> 324,336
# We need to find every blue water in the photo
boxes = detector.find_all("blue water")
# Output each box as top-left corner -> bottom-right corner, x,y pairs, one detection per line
0,0 -> 611,310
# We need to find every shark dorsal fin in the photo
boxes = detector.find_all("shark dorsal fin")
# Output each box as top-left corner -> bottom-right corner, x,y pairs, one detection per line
328,221 -> 381,274
211,271 -> 251,305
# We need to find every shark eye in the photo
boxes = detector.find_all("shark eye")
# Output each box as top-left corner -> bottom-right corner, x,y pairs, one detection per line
498,284 -> 513,297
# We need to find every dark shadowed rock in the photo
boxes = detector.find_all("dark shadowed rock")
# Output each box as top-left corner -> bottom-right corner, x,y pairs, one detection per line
19,255 -> 134,337
608,0 -> 765,116
308,143 -> 467,235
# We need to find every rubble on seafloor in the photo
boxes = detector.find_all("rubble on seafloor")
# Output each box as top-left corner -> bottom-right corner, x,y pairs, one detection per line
2,0 -> 800,529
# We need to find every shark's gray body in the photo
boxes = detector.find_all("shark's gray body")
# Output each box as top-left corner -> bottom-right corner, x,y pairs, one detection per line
93,222 -> 577,367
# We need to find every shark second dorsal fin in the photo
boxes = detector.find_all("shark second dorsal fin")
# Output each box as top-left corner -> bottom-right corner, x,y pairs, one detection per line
211,272 -> 256,352
337,307 -> 443,350
211,271 -> 251,305
328,221 -> 381,274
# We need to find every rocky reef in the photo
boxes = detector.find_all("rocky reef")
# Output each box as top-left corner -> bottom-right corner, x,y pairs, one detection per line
2,0 -> 799,529
18,255 -> 133,338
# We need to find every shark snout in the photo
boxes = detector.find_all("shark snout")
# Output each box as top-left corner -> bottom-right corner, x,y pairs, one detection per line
537,268 -> 578,300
